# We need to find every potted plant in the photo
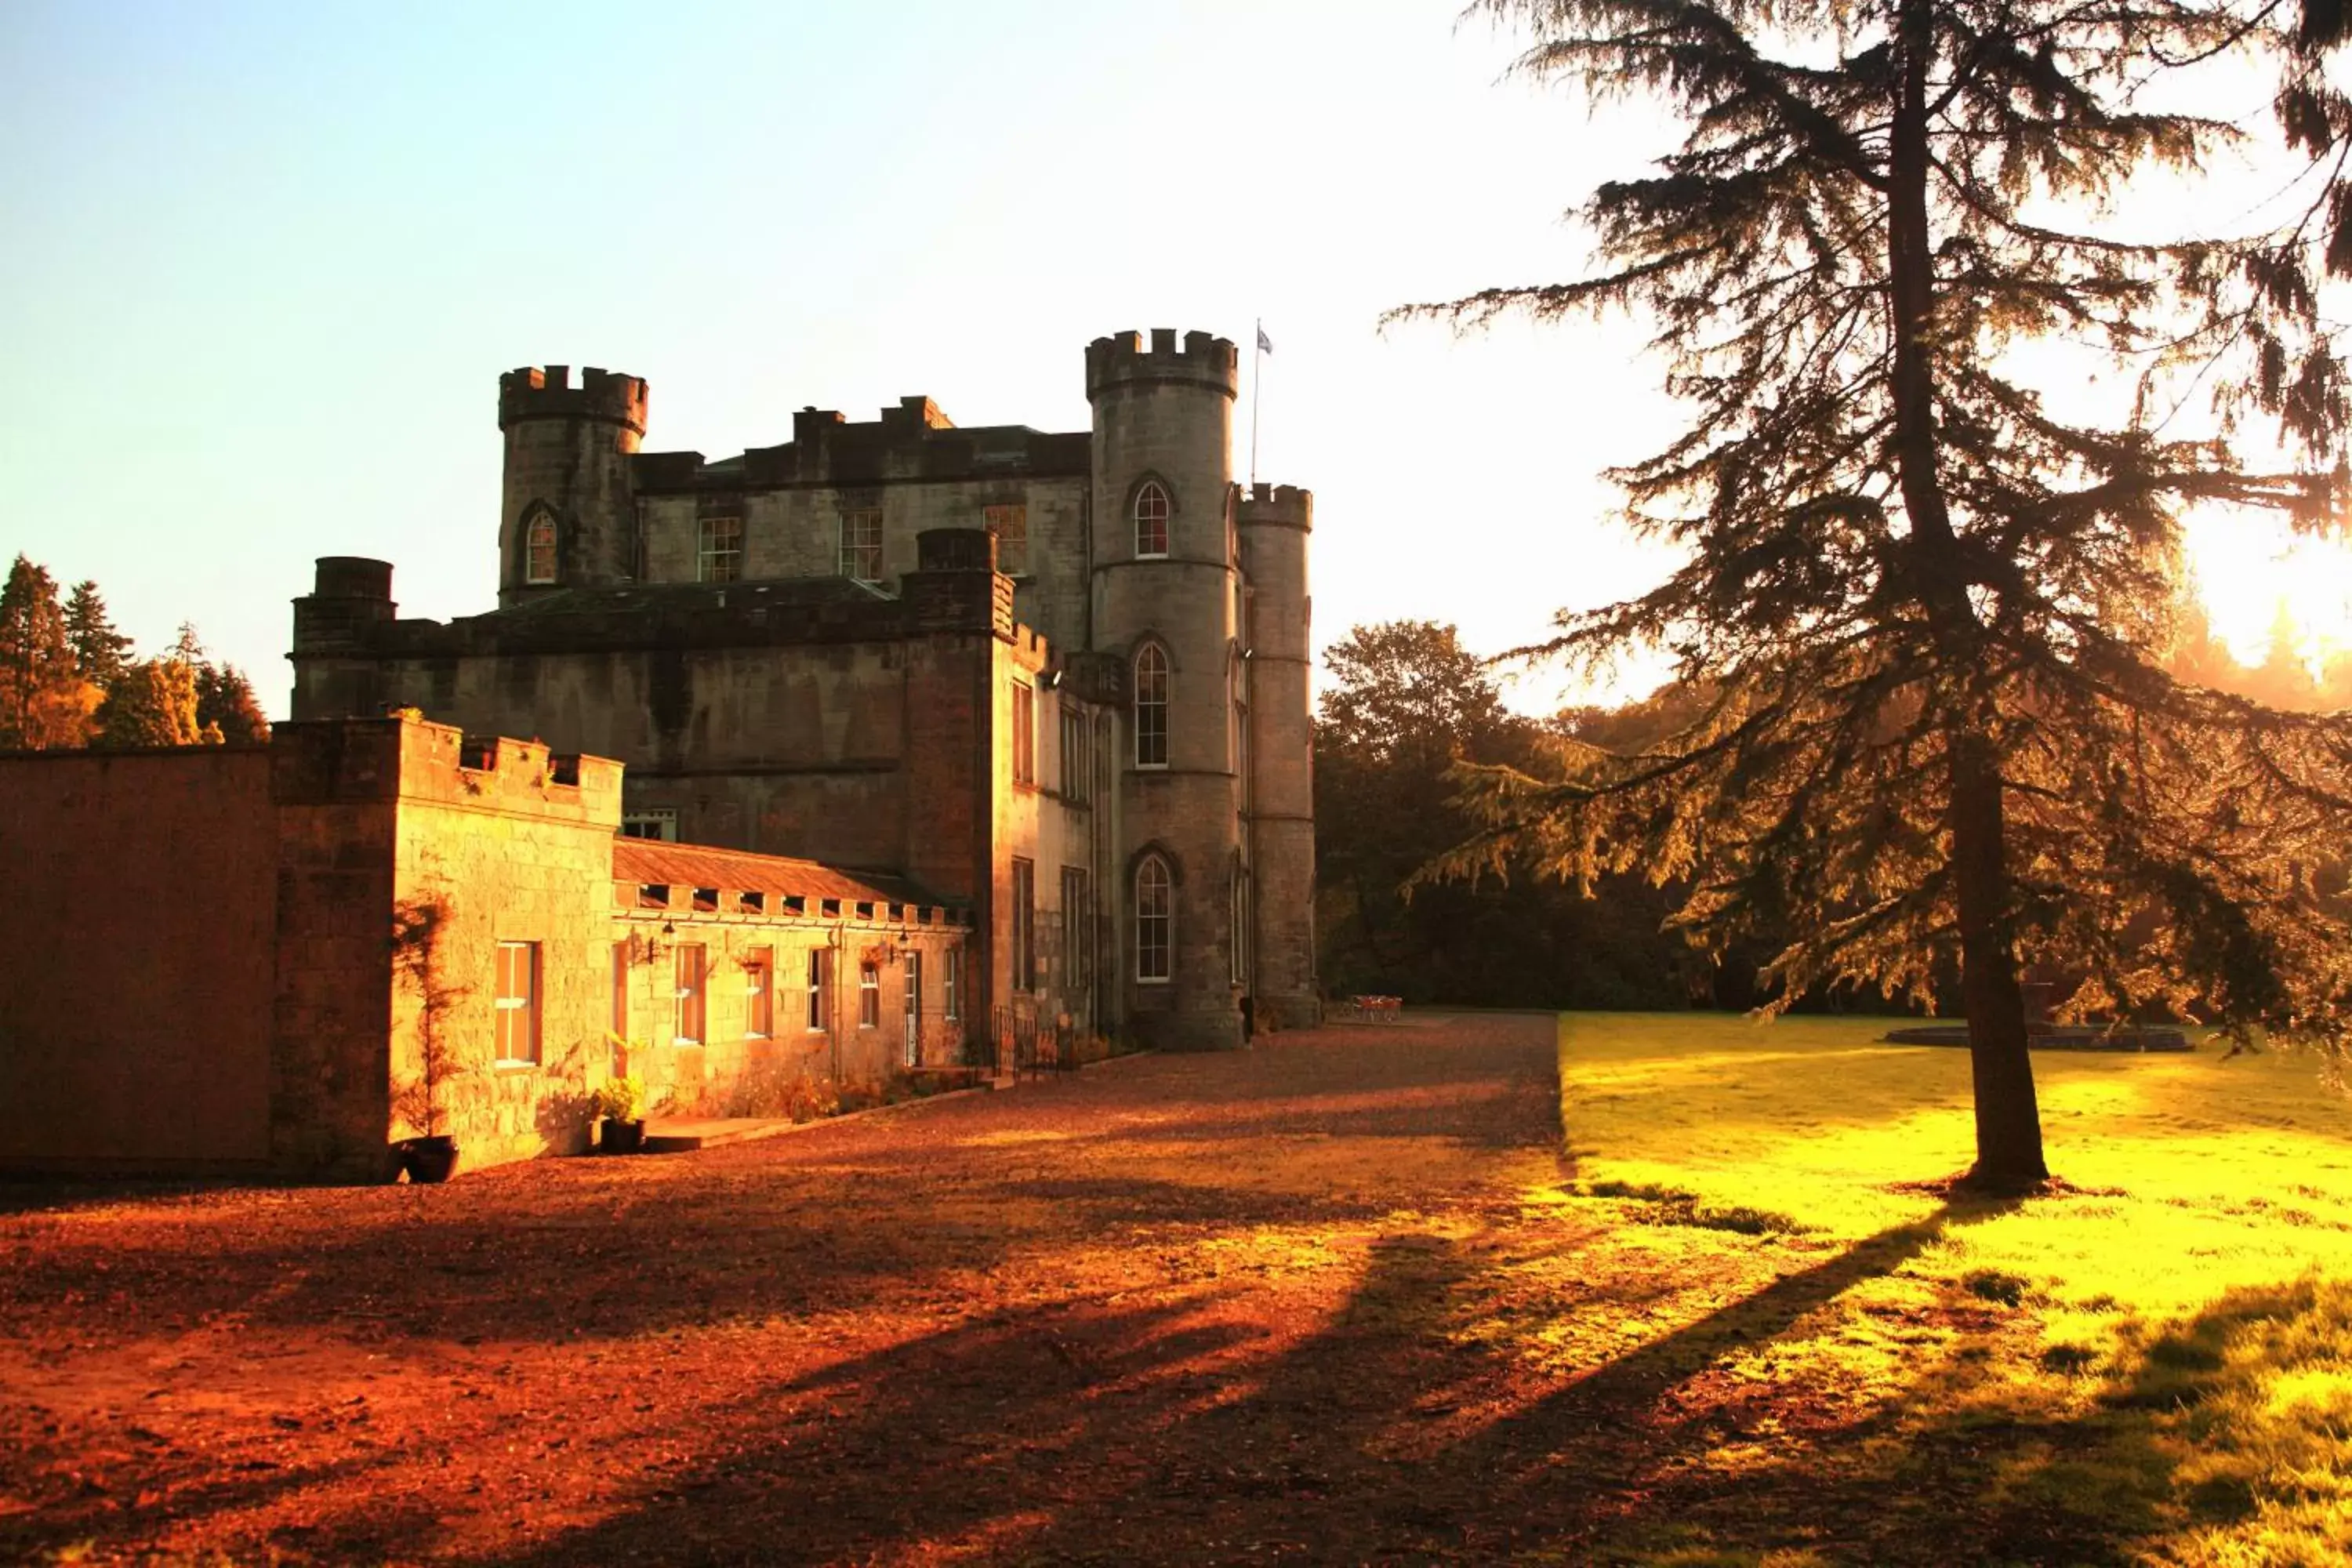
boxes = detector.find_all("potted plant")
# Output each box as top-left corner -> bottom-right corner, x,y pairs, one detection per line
595,1073 -> 647,1153
390,894 -> 466,1183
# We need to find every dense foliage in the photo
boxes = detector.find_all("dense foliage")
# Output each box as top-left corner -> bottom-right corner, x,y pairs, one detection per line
1399,0 -> 2352,1185
1316,621 -> 1700,1009
0,553 -> 267,750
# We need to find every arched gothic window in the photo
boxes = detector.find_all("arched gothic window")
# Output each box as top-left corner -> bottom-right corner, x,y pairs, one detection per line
1134,480 -> 1171,557
524,510 -> 558,585
1135,855 -> 1172,982
1134,644 -> 1170,768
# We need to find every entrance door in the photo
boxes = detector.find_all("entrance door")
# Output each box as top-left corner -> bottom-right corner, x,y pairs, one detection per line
902,950 -> 923,1067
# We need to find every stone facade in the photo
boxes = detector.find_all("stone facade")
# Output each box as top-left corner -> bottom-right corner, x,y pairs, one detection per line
0,715 -> 972,1180
289,328 -> 1318,1051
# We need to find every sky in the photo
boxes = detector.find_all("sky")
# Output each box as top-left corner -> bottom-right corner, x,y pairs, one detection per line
2,0 -> 2344,718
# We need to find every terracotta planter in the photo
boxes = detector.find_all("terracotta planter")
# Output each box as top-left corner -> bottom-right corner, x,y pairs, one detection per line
600,1118 -> 647,1155
397,1135 -> 460,1184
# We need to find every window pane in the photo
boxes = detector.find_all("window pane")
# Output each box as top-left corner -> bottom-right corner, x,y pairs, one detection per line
612,941 -> 629,1037
698,516 -> 743,583
677,945 -> 705,1043
495,941 -> 541,1063
1012,683 -> 1034,785
1134,481 -> 1170,556
840,510 -> 883,582
982,503 -> 1028,575
746,947 -> 771,1036
525,514 -> 557,584
1136,858 -> 1171,982
1134,646 -> 1169,768
1011,858 -> 1035,993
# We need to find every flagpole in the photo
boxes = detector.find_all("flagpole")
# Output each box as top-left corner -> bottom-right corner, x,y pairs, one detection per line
1250,318 -> 1265,488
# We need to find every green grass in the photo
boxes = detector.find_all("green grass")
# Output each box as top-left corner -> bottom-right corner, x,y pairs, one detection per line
1554,1011 -> 2352,1566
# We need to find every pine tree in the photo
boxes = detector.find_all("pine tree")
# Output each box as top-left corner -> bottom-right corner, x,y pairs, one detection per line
0,554 -> 87,749
194,661 -> 270,743
62,579 -> 132,690
1406,0 -> 2352,1188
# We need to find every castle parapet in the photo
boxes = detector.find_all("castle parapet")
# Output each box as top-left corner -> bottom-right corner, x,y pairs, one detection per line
498,365 -> 648,435
1238,482 -> 1313,531
1085,328 -> 1239,400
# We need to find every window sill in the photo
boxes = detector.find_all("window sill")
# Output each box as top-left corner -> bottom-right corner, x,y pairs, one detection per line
672,1038 -> 702,1047
492,1059 -> 539,1073
1136,977 -> 1171,986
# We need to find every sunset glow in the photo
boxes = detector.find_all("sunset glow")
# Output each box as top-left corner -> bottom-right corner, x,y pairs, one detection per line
2183,512 -> 2352,677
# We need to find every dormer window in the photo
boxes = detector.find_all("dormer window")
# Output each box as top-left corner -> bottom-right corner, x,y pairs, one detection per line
1134,481 -> 1171,557
524,510 -> 558,584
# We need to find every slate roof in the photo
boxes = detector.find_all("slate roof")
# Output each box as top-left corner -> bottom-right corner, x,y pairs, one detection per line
611,838 -> 958,920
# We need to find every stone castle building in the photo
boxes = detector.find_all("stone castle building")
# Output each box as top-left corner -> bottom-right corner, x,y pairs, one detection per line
290,329 -> 1317,1051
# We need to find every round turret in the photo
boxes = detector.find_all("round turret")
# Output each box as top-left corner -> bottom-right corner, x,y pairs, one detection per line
497,365 -> 649,604
1237,484 -> 1319,1028
1085,329 -> 1246,1051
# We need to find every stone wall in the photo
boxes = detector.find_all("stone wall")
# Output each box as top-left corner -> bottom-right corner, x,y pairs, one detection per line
385,724 -> 625,1169
609,900 -> 971,1112
636,472 -> 1091,654
0,746 -> 278,1172
269,721 -> 401,1179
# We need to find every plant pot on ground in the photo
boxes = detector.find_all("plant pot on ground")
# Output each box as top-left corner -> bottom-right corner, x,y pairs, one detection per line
594,1073 -> 648,1155
397,1134 -> 460,1184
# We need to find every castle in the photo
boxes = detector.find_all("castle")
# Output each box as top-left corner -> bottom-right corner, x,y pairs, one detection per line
289,329 -> 1318,1052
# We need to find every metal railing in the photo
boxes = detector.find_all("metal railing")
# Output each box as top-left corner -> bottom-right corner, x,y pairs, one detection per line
966,1000 -> 1082,1076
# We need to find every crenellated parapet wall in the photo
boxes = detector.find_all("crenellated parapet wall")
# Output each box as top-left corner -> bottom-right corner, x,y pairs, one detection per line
1237,481 -> 1313,531
268,714 -> 622,826
1085,328 -> 1240,401
498,365 -> 648,435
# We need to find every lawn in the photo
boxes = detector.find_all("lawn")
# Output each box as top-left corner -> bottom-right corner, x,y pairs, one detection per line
1552,1012 -> 2352,1566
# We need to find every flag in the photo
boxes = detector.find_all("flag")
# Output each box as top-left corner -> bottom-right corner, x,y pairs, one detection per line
1257,325 -> 1273,355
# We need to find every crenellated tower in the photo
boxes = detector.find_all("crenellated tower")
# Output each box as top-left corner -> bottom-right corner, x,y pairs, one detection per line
1085,329 -> 1247,1051
496,366 -> 648,606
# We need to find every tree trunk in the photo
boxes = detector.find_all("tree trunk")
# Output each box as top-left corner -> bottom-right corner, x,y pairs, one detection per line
1949,731 -> 2048,1188
1888,0 -> 2047,1187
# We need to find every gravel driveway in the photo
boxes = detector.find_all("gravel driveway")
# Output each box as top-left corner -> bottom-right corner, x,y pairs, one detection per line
2,1013 -> 1592,1566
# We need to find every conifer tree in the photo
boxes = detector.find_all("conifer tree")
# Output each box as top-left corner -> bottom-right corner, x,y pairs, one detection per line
63,579 -> 132,690
194,661 -> 270,743
0,554 -> 86,749
94,659 -> 205,749
1406,0 -> 2352,1187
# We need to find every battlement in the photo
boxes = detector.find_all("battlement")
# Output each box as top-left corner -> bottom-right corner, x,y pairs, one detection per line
267,714 -> 622,822
498,365 -> 649,434
1237,482 -> 1313,530
1085,328 -> 1239,401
